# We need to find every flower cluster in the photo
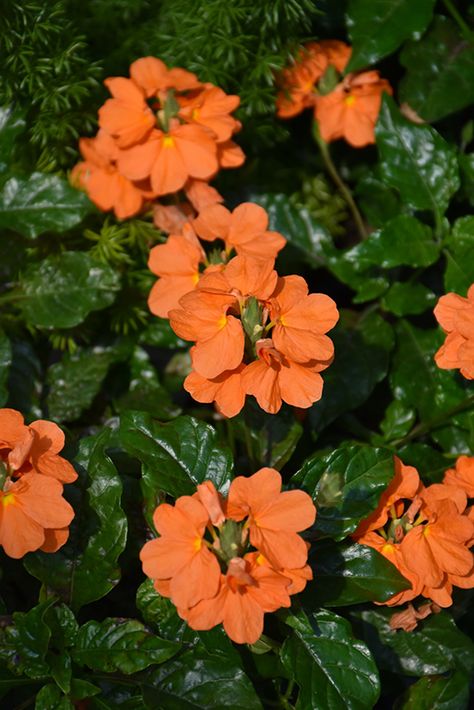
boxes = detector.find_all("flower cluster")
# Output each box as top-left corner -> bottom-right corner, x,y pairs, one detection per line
353,456 -> 474,612
276,41 -> 392,147
72,57 -> 244,221
148,201 -> 339,416
434,284 -> 474,379
140,468 -> 316,644
0,409 -> 76,558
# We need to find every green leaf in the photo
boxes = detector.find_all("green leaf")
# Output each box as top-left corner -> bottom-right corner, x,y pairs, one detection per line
114,346 -> 180,420
359,215 -> 439,268
6,341 -> 42,419
140,318 -> 186,348
309,312 -> 394,433
47,340 -> 132,422
281,608 -> 379,710
25,429 -> 128,611
346,0 -> 435,71
376,95 -> 460,215
141,646 -> 263,710
0,600 -> 54,679
136,580 -> 191,644
397,443 -> 448,482
292,444 -> 394,539
69,680 -> 101,702
35,684 -> 73,710
399,16 -> 474,122
0,329 -> 12,406
379,400 -> 416,442
44,605 -> 78,694
120,411 -> 233,500
251,193 -> 335,268
302,541 -> 410,607
0,106 -> 26,175
20,252 -> 120,329
444,216 -> 474,293
354,608 -> 474,677
396,671 -> 470,710
72,618 -> 179,674
390,320 -> 470,423
0,173 -> 91,238
230,401 -> 302,470
382,282 -> 436,316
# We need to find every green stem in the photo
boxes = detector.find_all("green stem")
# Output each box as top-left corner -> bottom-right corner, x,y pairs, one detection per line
313,122 -> 368,241
442,0 -> 474,41
0,289 -> 22,306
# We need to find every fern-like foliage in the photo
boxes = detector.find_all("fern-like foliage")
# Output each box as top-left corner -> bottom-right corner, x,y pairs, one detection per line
0,0 -> 102,171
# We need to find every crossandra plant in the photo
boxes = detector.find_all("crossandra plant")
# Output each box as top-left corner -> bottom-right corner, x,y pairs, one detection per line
1,1 -> 474,708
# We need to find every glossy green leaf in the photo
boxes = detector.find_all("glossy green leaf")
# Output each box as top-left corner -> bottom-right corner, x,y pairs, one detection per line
355,171 -> 401,228
6,341 -> 42,419
346,0 -> 435,71
136,580 -> 191,644
0,600 -> 54,679
25,429 -> 128,611
292,444 -> 394,539
399,16 -> 474,122
142,646 -> 263,710
281,608 -> 380,710
252,193 -> 335,267
47,340 -> 132,422
302,541 -> 410,607
310,312 -> 394,433
113,346 -> 180,420
359,215 -> 439,268
376,95 -> 460,215
140,319 -> 186,348
0,106 -> 26,175
354,608 -> 474,677
0,329 -> 12,406
44,605 -> 78,694
382,282 -> 436,316
72,618 -> 179,674
0,173 -> 91,238
20,252 -> 120,329
120,411 -> 233,500
444,216 -> 474,293
396,671 -> 470,710
379,400 -> 416,442
35,684 -> 73,710
390,320 -> 470,423
397,443 -> 448,483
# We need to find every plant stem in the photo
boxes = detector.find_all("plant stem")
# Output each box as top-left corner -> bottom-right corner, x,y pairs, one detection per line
0,289 -> 22,305
442,0 -> 474,41
392,395 -> 474,447
313,122 -> 368,241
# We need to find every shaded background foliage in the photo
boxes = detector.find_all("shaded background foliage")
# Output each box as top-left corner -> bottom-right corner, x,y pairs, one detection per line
1,0 -> 474,708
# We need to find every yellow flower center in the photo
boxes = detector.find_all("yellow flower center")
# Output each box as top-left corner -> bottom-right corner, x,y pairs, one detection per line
217,314 -> 228,329
163,136 -> 175,148
193,537 -> 202,551
256,553 -> 266,565
192,272 -> 200,285
345,94 -> 356,107
279,315 -> 287,326
423,525 -> 431,537
382,543 -> 395,555
191,108 -> 200,120
1,493 -> 15,507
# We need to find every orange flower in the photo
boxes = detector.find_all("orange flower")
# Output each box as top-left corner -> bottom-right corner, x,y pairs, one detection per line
269,275 -> 339,363
226,467 -> 316,569
434,285 -> 474,380
140,495 -> 221,609
315,71 -> 392,147
169,288 -> 244,379
276,41 -> 351,119
118,123 -> 219,196
0,473 -> 74,559
444,455 -> 474,497
148,225 -> 206,318
179,85 -> 241,142
354,457 -> 421,538
179,555 -> 292,644
242,339 -> 329,414
71,130 -> 147,219
184,360 -> 247,418
98,77 -> 155,148
216,139 -> 245,168
0,408 -> 77,483
129,56 -> 201,97
141,472 -> 315,644
193,202 -> 286,260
